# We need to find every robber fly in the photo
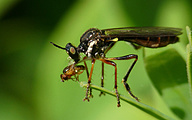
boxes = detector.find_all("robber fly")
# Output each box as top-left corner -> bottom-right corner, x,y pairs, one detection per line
51,27 -> 182,107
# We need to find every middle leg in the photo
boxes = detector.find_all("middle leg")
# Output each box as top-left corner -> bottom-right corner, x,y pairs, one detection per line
99,62 -> 105,96
99,58 -> 120,107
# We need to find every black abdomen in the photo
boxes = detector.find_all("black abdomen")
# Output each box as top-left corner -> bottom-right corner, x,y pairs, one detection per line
120,36 -> 179,48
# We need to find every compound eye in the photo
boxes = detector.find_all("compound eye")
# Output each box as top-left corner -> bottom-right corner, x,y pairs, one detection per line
70,47 -> 76,55
65,43 -> 80,63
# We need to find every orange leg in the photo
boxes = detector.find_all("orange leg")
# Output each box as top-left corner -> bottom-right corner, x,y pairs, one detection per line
106,54 -> 139,102
99,62 -> 105,96
83,61 -> 93,98
99,58 -> 120,107
83,60 -> 89,78
83,59 -> 95,101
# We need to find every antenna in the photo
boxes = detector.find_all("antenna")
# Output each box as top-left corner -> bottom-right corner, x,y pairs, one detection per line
50,42 -> 66,50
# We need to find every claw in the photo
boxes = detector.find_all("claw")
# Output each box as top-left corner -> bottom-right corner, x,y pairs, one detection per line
99,92 -> 105,96
117,103 -> 121,107
89,94 -> 93,98
83,97 -> 90,102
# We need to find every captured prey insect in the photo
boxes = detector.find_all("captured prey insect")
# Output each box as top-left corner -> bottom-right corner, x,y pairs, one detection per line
60,64 -> 86,82
51,27 -> 182,107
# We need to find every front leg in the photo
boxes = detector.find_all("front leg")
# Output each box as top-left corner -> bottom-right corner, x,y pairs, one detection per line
83,59 -> 95,101
83,61 -> 93,98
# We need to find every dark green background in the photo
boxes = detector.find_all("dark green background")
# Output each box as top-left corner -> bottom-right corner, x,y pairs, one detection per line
0,0 -> 191,120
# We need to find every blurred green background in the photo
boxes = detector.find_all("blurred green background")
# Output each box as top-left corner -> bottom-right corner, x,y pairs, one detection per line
0,0 -> 191,120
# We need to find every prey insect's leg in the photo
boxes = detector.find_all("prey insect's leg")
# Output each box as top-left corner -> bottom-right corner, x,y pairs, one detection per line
106,54 -> 139,101
99,62 -> 105,96
83,61 -> 93,98
83,59 -> 95,101
99,58 -> 120,107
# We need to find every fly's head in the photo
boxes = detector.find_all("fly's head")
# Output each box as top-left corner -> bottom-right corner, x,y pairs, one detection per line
65,43 -> 80,63
50,42 -> 80,63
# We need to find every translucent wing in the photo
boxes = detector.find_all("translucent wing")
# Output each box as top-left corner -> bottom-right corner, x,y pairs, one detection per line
101,27 -> 182,48
101,27 -> 182,37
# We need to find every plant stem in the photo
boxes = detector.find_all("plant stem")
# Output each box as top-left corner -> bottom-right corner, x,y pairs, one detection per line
80,82 -> 177,120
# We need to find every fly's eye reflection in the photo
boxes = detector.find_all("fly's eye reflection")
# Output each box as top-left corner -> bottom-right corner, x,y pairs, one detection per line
51,27 -> 182,107
70,47 -> 76,54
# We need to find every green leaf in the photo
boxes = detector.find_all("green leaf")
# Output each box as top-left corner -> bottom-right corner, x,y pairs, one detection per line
144,48 -> 192,120
186,26 -> 192,100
